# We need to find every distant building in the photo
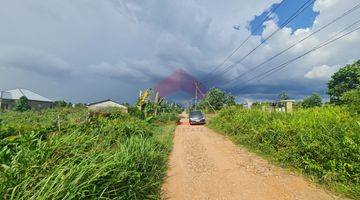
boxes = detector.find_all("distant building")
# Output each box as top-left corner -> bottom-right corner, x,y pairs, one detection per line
261,100 -> 295,113
243,99 -> 253,109
87,99 -> 128,113
0,88 -> 54,110
280,100 -> 295,112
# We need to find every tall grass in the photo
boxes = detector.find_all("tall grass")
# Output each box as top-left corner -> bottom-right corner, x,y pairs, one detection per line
0,108 -> 175,199
209,106 -> 360,199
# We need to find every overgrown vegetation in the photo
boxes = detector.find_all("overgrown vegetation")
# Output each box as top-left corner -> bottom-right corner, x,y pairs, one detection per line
301,92 -> 322,108
209,106 -> 360,198
341,88 -> 360,114
128,88 -> 182,120
0,107 -> 176,199
207,60 -> 360,198
13,96 -> 31,112
196,88 -> 235,112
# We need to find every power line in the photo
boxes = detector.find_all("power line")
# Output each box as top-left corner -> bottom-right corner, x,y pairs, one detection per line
203,0 -> 316,85
195,82 -> 216,112
204,0 -> 286,79
257,25 -> 360,82
221,3 -> 360,86
230,19 -> 360,95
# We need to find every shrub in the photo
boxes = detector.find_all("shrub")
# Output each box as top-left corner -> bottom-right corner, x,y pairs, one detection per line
54,100 -> 68,107
153,113 -> 180,124
209,106 -> 360,198
341,88 -> 360,114
0,107 -> 175,199
301,93 -> 323,108
14,96 -> 31,112
198,88 -> 235,111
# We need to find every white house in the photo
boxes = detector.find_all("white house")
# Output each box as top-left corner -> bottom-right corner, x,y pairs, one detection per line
0,88 -> 54,110
87,99 -> 128,113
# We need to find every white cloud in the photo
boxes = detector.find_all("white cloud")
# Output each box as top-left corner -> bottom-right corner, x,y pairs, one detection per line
305,65 -> 339,80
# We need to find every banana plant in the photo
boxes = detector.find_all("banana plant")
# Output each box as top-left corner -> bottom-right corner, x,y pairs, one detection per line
136,88 -> 152,118
154,91 -> 165,116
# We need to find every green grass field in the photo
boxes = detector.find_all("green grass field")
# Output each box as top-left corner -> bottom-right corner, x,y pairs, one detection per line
0,108 -> 176,199
208,106 -> 360,199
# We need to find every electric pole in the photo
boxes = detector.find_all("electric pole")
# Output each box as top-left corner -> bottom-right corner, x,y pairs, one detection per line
194,81 -> 198,110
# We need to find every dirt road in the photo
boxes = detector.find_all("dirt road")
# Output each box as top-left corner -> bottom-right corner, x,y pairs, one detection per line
162,116 -> 343,200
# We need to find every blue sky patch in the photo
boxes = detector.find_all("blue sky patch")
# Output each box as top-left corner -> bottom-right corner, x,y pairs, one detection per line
247,0 -> 319,36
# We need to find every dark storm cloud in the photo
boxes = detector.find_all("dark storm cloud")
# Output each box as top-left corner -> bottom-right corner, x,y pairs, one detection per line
0,46 -> 71,77
0,0 -> 358,103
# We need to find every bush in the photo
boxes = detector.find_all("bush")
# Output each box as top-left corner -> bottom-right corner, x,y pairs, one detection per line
54,100 -> 68,107
341,88 -> 360,114
14,96 -> 31,112
301,93 -> 323,108
153,113 -> 180,124
88,106 -> 128,119
198,88 -> 235,111
0,108 -> 175,199
209,106 -> 360,198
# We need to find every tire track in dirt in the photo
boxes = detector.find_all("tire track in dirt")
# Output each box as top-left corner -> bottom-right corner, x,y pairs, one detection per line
162,117 -> 345,200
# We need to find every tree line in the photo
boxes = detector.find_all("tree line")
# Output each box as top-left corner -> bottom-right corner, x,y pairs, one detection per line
194,60 -> 360,111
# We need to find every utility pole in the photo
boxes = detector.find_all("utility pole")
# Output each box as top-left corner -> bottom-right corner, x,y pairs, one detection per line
195,82 -> 216,113
194,81 -> 198,110
154,91 -> 159,116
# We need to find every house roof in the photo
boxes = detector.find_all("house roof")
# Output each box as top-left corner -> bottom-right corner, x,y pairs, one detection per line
280,100 -> 296,102
0,88 -> 53,102
87,99 -> 126,107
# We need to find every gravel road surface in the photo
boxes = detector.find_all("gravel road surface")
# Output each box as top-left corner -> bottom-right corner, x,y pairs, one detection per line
162,116 -> 343,200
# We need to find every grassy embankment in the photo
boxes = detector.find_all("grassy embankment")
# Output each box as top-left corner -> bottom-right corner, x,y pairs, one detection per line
0,108 -> 176,199
208,106 -> 360,199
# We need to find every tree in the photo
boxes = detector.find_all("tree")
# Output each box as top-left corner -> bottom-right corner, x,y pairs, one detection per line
14,96 -> 31,112
199,88 -> 235,111
328,60 -> 360,104
301,93 -> 323,108
341,88 -> 360,114
74,103 -> 85,108
278,92 -> 290,100
54,100 -> 68,107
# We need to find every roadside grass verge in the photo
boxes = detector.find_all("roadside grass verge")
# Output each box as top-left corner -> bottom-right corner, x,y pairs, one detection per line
0,108 -> 176,199
208,106 -> 360,199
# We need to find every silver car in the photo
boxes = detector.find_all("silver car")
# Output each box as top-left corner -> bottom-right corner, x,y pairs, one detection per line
189,110 -> 205,125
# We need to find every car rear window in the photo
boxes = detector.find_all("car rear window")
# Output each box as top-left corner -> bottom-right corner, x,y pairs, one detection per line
190,111 -> 203,117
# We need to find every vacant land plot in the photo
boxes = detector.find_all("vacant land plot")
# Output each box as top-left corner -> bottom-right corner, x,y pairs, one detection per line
209,106 -> 359,199
0,108 -> 176,199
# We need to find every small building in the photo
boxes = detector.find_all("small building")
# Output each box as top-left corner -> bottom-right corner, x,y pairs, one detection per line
243,99 -> 253,109
261,100 -> 295,113
87,99 -> 128,113
0,88 -> 54,110
280,100 -> 295,112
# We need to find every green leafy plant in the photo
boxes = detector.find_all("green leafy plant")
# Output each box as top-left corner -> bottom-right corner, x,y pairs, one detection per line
301,93 -> 323,108
328,60 -> 360,104
197,88 -> 235,111
278,92 -> 291,100
0,107 -> 176,199
341,88 -> 360,114
209,106 -> 360,199
13,96 -> 31,112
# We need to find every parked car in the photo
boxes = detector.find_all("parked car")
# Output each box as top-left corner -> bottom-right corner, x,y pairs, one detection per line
189,110 -> 205,125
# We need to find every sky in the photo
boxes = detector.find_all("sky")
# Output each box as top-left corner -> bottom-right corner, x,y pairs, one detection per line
0,0 -> 359,104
